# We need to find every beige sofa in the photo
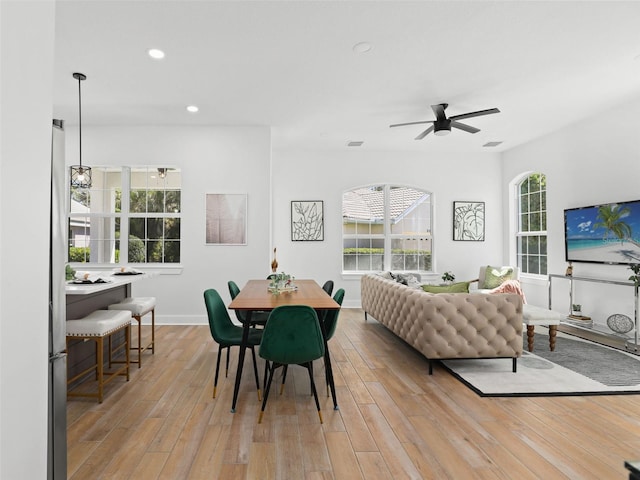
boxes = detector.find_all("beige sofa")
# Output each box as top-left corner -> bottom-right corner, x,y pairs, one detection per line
360,273 -> 523,373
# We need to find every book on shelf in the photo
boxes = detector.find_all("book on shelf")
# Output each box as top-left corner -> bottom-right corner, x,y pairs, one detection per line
567,314 -> 591,321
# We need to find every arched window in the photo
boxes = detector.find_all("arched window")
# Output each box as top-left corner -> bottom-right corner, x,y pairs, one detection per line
516,173 -> 547,275
342,185 -> 432,272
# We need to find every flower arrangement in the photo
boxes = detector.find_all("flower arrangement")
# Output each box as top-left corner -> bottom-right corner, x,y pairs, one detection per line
269,271 -> 295,293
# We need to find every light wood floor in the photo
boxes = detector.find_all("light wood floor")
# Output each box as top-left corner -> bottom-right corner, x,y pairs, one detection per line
67,308 -> 640,479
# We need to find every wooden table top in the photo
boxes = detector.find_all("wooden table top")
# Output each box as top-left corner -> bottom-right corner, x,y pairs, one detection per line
228,279 -> 339,311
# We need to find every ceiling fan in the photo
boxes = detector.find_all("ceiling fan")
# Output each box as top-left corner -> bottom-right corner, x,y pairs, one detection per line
390,103 -> 500,139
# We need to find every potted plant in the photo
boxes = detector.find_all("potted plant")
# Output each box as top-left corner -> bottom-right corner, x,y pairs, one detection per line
441,271 -> 455,285
629,263 -> 640,288
572,304 -> 582,315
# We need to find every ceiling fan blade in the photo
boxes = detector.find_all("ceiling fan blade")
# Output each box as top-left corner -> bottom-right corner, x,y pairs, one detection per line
389,120 -> 433,128
451,121 -> 480,134
415,125 -> 434,140
431,103 -> 447,121
449,108 -> 500,121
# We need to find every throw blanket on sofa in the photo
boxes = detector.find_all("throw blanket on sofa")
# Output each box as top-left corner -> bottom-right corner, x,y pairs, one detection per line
488,279 -> 527,304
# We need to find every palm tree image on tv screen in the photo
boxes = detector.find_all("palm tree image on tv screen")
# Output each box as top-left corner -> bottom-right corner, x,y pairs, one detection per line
564,200 -> 640,265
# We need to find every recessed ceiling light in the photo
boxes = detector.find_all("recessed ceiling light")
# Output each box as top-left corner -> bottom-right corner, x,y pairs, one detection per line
352,42 -> 372,54
347,140 -> 364,147
147,48 -> 165,60
483,141 -> 503,147
186,105 -> 199,113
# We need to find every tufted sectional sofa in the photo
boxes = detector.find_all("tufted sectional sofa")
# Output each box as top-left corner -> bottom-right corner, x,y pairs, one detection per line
361,273 -> 523,373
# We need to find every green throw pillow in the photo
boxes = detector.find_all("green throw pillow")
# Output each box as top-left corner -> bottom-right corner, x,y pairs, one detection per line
482,266 -> 514,289
422,282 -> 470,293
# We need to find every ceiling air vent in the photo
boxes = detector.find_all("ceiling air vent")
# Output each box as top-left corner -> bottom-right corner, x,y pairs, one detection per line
483,141 -> 503,147
346,141 -> 364,147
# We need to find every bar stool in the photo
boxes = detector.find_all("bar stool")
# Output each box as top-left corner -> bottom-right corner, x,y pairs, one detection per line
108,297 -> 156,367
66,310 -> 131,403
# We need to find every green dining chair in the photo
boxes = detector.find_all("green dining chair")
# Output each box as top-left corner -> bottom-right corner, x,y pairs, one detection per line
258,305 -> 325,424
203,288 -> 263,400
279,287 -> 344,396
228,280 -> 269,327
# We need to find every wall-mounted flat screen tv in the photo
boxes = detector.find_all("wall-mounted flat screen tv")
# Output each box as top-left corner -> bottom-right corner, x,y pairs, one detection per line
564,199 -> 640,265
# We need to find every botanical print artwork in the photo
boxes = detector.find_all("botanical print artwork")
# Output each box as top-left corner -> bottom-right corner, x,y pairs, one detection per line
291,201 -> 324,241
453,201 -> 485,241
205,194 -> 247,245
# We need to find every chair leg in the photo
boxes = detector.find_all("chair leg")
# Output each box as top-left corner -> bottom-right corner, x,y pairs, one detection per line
263,359 -> 270,391
96,337 -> 104,403
280,365 -> 289,395
225,345 -> 230,378
150,308 -> 155,354
125,324 -> 131,381
305,362 -> 322,424
135,315 -> 142,367
213,347 -> 223,398
250,346 -> 262,401
259,361 -> 279,424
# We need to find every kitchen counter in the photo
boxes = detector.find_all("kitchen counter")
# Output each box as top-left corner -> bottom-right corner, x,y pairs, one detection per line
65,271 -> 156,387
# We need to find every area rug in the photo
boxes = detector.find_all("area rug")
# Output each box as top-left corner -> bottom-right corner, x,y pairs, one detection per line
440,333 -> 640,397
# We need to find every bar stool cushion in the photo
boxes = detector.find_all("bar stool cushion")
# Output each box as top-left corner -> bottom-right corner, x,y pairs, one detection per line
67,310 -> 132,337
108,297 -> 156,316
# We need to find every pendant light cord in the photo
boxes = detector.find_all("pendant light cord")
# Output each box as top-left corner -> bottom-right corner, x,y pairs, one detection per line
78,74 -> 82,168
73,72 -> 86,168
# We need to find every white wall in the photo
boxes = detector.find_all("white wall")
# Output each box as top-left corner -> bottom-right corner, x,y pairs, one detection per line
503,96 -> 640,321
67,128 -> 506,313
272,149 -> 505,307
65,125 -> 272,323
0,1 -> 55,478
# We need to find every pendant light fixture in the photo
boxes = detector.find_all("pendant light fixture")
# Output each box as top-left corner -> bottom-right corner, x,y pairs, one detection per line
69,72 -> 92,188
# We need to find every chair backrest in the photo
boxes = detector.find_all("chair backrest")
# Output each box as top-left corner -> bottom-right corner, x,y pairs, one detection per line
478,266 -> 520,289
227,280 -> 247,323
259,305 -> 325,364
322,280 -> 334,296
203,289 -> 237,343
324,288 -> 345,341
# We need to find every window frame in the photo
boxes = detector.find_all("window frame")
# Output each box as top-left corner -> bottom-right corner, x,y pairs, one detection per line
515,172 -> 547,277
67,165 -> 182,267
342,184 -> 433,274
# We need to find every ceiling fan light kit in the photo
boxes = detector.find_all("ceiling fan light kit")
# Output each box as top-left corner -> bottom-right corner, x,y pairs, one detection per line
390,103 -> 500,140
434,118 -> 451,136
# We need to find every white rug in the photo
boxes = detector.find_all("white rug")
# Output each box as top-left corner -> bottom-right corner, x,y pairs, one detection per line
441,333 -> 640,396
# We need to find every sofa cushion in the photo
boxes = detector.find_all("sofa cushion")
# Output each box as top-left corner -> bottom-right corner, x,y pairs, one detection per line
422,281 -> 470,293
395,273 -> 421,288
482,266 -> 515,289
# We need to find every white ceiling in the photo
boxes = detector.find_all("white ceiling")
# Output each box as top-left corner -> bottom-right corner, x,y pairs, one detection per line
53,1 -> 640,154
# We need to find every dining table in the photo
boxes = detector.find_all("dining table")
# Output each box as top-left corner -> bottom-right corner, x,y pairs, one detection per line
228,279 -> 341,413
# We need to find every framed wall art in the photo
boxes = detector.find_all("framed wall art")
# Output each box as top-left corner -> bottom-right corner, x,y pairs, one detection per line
291,200 -> 324,241
453,201 -> 485,241
205,193 -> 247,245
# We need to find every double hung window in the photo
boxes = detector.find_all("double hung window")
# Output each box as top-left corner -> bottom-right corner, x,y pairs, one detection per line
68,166 -> 181,264
516,173 -> 547,275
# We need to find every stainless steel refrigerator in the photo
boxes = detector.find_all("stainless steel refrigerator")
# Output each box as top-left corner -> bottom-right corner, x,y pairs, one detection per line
48,119 -> 67,479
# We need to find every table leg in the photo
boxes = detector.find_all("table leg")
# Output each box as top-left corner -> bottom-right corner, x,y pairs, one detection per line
231,310 -> 252,413
318,311 -> 338,410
